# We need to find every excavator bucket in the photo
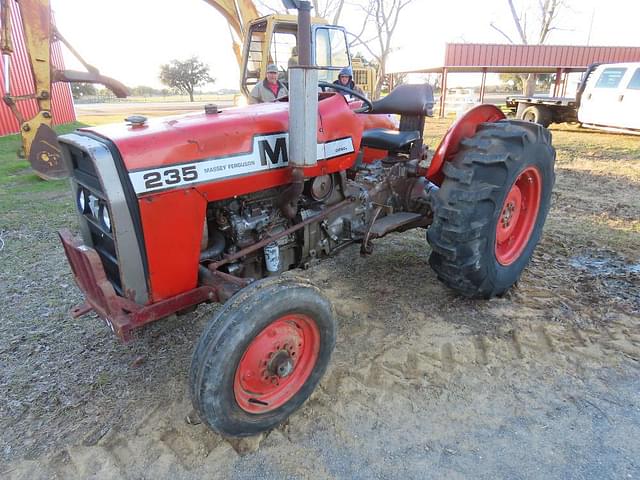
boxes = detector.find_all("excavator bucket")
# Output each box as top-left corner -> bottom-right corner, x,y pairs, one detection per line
26,120 -> 67,180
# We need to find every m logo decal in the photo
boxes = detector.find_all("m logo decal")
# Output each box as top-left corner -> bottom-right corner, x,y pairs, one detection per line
258,136 -> 289,167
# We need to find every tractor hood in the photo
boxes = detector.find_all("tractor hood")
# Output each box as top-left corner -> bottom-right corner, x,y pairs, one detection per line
79,101 -> 293,172
77,95 -> 394,177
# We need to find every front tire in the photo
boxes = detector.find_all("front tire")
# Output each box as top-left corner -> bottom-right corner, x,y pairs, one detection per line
427,120 -> 555,298
190,277 -> 336,437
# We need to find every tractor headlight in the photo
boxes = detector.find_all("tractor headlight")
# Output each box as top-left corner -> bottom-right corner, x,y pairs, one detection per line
98,203 -> 112,232
76,188 -> 90,214
87,193 -> 99,217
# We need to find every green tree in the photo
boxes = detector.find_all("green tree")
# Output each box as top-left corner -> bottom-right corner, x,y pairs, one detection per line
71,83 -> 97,100
537,73 -> 554,92
131,85 -> 160,97
499,73 -> 523,92
159,57 -> 215,102
500,72 -> 554,93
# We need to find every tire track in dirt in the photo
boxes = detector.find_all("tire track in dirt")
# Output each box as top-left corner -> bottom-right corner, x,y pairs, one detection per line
323,293 -> 640,403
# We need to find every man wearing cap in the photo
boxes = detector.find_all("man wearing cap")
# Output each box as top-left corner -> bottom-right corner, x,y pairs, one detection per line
249,64 -> 289,104
332,66 -> 366,97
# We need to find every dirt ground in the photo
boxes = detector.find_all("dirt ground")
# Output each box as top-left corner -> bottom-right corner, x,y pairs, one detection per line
1,118 -> 639,479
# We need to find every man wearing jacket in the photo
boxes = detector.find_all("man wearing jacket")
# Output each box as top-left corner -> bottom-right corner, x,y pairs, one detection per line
249,64 -> 288,104
332,66 -> 366,97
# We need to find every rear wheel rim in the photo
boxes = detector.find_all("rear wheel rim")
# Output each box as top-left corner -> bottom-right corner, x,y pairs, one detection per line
523,111 -> 536,122
234,314 -> 320,414
495,166 -> 542,266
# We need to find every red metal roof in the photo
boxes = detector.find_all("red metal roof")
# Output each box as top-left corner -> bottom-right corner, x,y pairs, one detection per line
445,43 -> 640,70
407,43 -> 640,74
0,1 -> 76,136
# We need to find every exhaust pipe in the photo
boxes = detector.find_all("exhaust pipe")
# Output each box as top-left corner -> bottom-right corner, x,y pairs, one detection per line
281,1 -> 317,219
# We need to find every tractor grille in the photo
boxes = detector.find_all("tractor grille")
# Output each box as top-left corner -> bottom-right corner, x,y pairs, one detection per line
67,144 -> 123,295
67,145 -> 101,193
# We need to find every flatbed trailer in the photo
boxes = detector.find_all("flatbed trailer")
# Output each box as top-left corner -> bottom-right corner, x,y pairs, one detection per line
505,95 -> 579,127
505,63 -> 602,128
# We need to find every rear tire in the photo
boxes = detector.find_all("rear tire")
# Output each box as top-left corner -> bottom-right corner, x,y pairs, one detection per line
190,277 -> 336,437
520,104 -> 552,128
427,120 -> 555,298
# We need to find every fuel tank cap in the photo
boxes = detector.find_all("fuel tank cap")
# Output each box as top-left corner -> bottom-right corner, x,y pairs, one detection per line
204,104 -> 219,114
125,115 -> 147,127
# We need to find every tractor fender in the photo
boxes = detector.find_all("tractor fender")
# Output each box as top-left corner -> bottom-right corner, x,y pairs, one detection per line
426,104 -> 505,185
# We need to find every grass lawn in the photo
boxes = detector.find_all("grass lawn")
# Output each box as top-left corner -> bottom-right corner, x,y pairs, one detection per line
0,122 -> 86,231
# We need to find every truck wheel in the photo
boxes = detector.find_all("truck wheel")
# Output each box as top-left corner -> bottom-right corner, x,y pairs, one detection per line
190,277 -> 336,437
427,120 -> 555,298
520,105 -> 552,128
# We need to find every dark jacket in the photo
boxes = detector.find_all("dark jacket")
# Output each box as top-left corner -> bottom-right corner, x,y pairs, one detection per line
332,79 -> 365,97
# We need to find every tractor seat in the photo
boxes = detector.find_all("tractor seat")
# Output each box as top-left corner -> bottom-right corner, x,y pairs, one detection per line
361,128 -> 421,152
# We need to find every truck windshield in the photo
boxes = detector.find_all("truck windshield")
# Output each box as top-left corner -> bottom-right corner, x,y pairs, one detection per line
627,69 -> 640,90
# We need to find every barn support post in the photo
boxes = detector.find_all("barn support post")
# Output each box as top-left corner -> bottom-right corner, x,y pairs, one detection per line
561,69 -> 569,96
479,68 -> 487,103
553,68 -> 562,97
439,68 -> 448,118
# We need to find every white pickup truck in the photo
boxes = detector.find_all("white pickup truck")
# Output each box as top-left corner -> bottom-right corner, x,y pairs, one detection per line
506,62 -> 640,134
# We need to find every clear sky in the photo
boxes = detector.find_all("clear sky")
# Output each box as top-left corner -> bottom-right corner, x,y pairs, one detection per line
51,0 -> 640,92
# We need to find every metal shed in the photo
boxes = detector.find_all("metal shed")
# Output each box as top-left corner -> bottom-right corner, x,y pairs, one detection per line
400,43 -> 640,117
0,1 -> 75,136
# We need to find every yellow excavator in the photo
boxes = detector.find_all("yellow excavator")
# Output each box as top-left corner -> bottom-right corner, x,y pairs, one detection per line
1,0 -> 375,180
203,0 -> 374,98
0,0 -> 129,179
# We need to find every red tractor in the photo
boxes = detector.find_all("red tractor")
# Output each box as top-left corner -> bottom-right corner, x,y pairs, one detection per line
58,3 -> 555,438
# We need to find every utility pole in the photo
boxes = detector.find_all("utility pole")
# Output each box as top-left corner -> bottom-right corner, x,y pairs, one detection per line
586,8 -> 595,46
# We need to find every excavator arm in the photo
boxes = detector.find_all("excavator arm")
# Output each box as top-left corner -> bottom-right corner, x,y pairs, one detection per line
0,0 -> 128,179
201,0 -> 259,68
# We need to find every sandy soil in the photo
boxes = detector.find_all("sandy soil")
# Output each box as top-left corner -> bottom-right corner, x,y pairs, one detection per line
1,120 -> 639,479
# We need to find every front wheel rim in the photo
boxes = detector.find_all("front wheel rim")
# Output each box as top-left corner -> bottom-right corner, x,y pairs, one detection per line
495,166 -> 542,266
234,314 -> 320,414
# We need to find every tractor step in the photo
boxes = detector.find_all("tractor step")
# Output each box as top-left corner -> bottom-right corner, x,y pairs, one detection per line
370,212 -> 426,238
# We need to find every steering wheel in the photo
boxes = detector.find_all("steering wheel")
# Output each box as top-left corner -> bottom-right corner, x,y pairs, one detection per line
318,81 -> 373,113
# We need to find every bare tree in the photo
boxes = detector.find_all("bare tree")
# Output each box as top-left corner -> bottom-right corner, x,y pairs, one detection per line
490,0 -> 566,95
256,0 -> 413,97
257,0 -> 345,23
349,0 -> 416,98
311,0 -> 346,24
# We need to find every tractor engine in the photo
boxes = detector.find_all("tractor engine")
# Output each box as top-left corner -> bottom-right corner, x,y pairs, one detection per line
200,161 -> 431,281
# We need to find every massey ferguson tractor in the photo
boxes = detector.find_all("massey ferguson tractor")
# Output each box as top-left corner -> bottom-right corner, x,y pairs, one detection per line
57,2 -> 555,437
